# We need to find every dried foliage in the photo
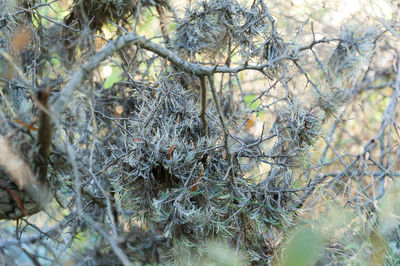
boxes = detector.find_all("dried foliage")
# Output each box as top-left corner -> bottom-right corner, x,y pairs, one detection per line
0,0 -> 399,265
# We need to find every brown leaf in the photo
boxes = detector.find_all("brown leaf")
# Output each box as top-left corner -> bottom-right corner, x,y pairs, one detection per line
4,186 -> 28,216
167,145 -> 177,160
133,138 -> 146,143
13,119 -> 38,131
11,27 -> 32,54
191,170 -> 204,192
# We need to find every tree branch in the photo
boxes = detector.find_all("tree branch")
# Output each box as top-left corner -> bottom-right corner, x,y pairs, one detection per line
199,75 -> 207,136
207,75 -> 232,172
52,32 -> 290,114
35,90 -> 52,184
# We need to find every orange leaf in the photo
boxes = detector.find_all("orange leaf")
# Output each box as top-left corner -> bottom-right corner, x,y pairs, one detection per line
94,36 -> 107,51
167,145 -> 176,160
244,114 -> 256,131
191,170 -> 204,192
13,119 -> 38,131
